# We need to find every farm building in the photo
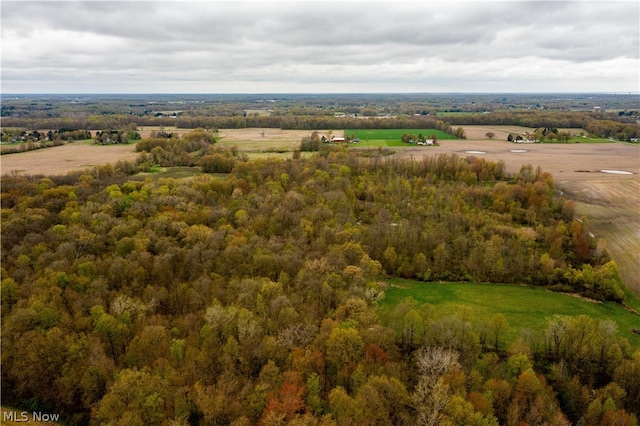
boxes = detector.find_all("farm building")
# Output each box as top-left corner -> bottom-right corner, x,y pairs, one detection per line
332,137 -> 345,143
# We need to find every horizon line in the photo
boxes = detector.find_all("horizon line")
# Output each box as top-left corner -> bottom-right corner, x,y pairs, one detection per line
3,91 -> 639,96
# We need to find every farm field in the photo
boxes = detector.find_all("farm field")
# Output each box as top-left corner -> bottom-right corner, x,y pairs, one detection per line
136,126 -> 191,139
0,141 -> 138,176
215,128 -> 330,151
381,279 -> 640,347
462,125 -> 613,143
556,177 -> 640,300
345,128 -> 457,146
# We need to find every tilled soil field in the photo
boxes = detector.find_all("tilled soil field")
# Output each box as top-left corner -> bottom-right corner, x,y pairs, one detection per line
0,143 -> 138,176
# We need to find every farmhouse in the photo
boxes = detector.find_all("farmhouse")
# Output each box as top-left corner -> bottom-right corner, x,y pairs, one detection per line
332,137 -> 345,143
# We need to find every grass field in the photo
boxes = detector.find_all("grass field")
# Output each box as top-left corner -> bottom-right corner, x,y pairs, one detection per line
345,128 -> 457,147
380,279 -> 640,347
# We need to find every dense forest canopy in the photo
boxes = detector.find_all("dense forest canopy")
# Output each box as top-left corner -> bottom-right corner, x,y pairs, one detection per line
2,136 -> 639,425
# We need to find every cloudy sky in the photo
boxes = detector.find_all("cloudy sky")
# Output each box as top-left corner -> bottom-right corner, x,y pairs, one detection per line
1,1 -> 638,93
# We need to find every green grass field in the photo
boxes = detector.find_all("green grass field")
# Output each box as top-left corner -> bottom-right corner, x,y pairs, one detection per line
345,129 -> 457,147
380,279 -> 640,347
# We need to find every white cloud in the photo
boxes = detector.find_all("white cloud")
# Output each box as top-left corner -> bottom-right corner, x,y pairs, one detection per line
2,1 -> 638,93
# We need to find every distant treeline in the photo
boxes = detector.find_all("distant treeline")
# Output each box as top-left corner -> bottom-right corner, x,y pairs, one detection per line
445,111 -> 640,141
3,109 -> 639,141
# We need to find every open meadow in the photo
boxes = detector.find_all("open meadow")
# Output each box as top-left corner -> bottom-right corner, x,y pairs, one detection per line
345,128 -> 457,146
2,125 -> 638,296
380,279 -> 640,347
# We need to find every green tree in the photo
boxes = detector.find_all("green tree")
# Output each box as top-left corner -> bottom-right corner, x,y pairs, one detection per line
97,368 -> 166,426
326,326 -> 365,391
354,375 -> 411,425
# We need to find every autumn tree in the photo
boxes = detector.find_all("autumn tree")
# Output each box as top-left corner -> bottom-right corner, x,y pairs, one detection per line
412,346 -> 462,426
97,368 -> 167,425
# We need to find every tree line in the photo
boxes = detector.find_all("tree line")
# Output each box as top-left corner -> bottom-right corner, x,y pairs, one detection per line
3,107 -> 638,141
1,141 -> 638,425
446,111 -> 640,142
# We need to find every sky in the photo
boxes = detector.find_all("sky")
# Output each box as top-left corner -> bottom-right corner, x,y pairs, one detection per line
1,1 -> 639,94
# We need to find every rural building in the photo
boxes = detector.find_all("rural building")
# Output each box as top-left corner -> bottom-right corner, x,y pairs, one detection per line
332,137 -> 345,143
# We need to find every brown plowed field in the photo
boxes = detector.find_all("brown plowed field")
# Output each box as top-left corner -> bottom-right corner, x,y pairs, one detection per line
0,143 -> 138,176
2,127 -> 639,296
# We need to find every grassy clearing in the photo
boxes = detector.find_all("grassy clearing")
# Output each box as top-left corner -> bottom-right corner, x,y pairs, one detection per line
380,279 -> 640,347
142,166 -> 205,179
243,151 -> 317,161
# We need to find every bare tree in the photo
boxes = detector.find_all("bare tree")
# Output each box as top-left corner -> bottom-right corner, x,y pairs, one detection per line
412,347 -> 461,426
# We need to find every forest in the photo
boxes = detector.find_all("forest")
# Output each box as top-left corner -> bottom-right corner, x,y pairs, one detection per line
2,127 -> 639,425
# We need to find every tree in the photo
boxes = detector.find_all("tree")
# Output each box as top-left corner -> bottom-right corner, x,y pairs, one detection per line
200,153 -> 236,173
455,127 -> 466,139
328,386 -> 360,425
506,369 -> 567,426
412,347 -> 461,426
90,305 -> 131,363
97,368 -> 166,426
485,132 -> 495,140
443,395 -> 499,426
326,326 -> 364,391
354,375 -> 411,425
613,350 -> 640,413
261,371 -> 307,423
488,314 -> 509,352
